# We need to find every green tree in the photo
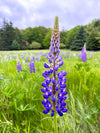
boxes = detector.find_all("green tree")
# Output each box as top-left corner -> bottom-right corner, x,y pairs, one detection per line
67,34 -> 74,49
71,26 -> 87,50
87,29 -> 100,50
85,19 -> 100,50
21,27 -> 33,43
65,25 -> 80,48
60,30 -> 67,44
84,19 -> 100,36
14,27 -> 22,44
43,30 -> 52,48
32,26 -> 50,48
11,40 -> 20,50
93,19 -> 100,28
21,26 -> 50,48
0,19 -> 15,50
95,31 -> 100,43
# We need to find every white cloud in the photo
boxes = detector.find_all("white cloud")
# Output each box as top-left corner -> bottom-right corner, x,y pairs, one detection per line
0,5 -> 12,16
17,0 -> 45,13
56,0 -> 78,13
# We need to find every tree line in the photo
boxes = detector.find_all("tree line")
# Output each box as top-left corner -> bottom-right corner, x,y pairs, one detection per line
0,18 -> 100,50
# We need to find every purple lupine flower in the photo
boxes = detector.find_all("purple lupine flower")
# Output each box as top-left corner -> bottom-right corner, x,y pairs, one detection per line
17,59 -> 22,72
29,56 -> 35,73
81,44 -> 87,62
41,16 -> 68,117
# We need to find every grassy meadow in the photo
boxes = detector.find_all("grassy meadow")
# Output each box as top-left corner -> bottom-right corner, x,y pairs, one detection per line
0,50 -> 100,133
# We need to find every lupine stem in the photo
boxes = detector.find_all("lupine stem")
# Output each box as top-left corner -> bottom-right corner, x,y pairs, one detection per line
54,110 -> 58,133
53,57 -> 58,133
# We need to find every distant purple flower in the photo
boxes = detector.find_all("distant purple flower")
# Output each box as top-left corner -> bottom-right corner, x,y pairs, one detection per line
81,44 -> 87,62
26,56 -> 29,62
95,59 -> 97,62
29,56 -> 35,73
41,16 -> 68,117
17,59 -> 22,72
36,56 -> 41,61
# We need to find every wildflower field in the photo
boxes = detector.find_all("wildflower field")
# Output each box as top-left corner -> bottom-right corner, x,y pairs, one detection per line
0,50 -> 100,133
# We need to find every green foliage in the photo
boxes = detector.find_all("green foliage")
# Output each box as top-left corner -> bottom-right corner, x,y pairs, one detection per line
93,19 -> 100,28
43,30 -> 52,48
59,43 -> 66,48
21,26 -> 50,48
67,34 -> 73,49
95,31 -> 100,43
11,40 -> 20,50
0,19 -> 15,50
65,26 -> 80,48
71,26 -> 87,50
84,19 -> 100,51
74,62 -> 91,72
14,27 -> 22,44
86,29 -> 100,50
28,41 -> 41,49
60,30 -> 67,45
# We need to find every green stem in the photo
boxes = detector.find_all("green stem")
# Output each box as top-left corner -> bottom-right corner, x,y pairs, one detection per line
54,110 -> 58,133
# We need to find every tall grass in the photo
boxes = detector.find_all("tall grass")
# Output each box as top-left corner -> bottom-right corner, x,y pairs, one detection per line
0,50 -> 100,133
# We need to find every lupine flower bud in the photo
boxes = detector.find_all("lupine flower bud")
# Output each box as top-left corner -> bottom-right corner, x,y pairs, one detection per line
52,76 -> 55,84
51,110 -> 54,117
41,16 -> 68,117
44,63 -> 50,68
81,44 -> 87,62
17,58 -> 22,72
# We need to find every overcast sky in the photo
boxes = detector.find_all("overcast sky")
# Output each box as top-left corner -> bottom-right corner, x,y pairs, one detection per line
0,0 -> 100,30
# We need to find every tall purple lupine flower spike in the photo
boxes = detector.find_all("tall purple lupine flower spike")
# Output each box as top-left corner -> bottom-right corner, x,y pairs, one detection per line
29,55 -> 35,73
17,58 -> 22,72
81,44 -> 87,62
41,16 -> 68,117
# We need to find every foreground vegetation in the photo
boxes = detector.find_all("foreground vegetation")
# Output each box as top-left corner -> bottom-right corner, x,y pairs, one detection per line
0,50 -> 100,133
